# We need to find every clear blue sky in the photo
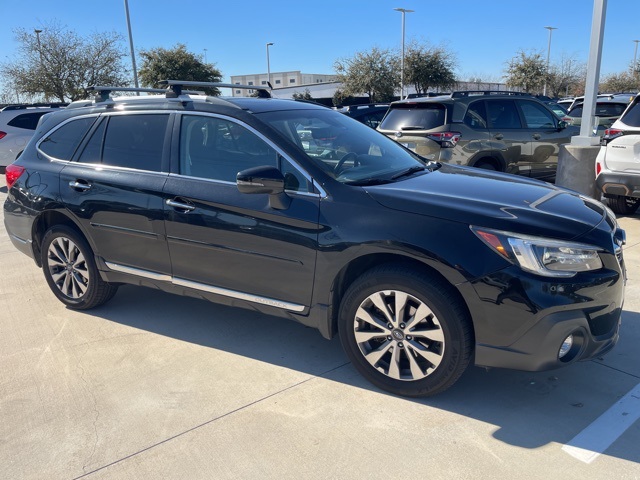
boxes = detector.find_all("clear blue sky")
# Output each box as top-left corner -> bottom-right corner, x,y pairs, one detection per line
0,0 -> 637,91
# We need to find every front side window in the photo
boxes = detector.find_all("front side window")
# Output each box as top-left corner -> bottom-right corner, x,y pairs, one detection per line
519,101 -> 556,129
39,117 -> 97,161
180,115 -> 292,186
77,114 -> 168,171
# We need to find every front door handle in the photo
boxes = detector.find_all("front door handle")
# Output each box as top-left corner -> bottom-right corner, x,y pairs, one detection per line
166,198 -> 196,212
493,133 -> 504,140
532,133 -> 542,140
68,180 -> 92,192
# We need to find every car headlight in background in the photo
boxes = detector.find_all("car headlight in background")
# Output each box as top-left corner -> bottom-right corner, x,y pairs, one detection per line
471,227 -> 603,278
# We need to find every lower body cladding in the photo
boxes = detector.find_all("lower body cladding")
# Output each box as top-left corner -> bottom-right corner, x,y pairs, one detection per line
465,260 -> 624,371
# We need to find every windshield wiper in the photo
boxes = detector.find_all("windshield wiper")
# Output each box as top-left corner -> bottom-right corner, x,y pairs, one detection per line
344,178 -> 393,186
400,126 -> 425,130
390,165 -> 426,180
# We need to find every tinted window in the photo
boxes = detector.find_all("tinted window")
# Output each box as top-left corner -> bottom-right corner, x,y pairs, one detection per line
39,117 -> 96,160
487,100 -> 522,129
7,111 -> 50,130
379,103 -> 447,131
77,120 -> 106,164
101,114 -> 168,171
569,103 -> 627,118
621,100 -> 640,127
179,115 -> 279,184
519,101 -> 556,129
463,101 -> 488,129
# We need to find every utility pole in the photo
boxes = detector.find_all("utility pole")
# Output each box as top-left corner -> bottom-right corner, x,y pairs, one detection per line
394,8 -> 414,100
266,42 -> 274,88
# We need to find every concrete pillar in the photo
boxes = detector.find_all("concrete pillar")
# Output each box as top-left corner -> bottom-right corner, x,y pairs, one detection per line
555,144 -> 599,199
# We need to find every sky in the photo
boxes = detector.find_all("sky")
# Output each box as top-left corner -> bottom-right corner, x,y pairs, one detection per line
0,0 -> 638,96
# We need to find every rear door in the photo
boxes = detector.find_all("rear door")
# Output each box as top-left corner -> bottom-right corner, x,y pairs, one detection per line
162,113 -> 320,310
486,99 -> 533,175
58,112 -> 173,275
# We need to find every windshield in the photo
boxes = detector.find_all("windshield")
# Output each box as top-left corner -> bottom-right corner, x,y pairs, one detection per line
256,108 -> 428,184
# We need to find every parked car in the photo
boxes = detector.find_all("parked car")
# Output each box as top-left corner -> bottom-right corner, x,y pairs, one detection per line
377,91 -> 578,182
4,81 -> 625,397
596,93 -> 640,215
337,103 -> 389,129
563,94 -> 635,131
0,104 -> 67,169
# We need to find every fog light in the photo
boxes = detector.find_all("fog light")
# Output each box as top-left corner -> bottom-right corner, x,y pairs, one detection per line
559,335 -> 574,358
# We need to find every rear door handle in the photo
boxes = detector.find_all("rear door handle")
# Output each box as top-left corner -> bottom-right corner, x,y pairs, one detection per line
68,180 -> 92,192
493,133 -> 503,140
166,198 -> 196,212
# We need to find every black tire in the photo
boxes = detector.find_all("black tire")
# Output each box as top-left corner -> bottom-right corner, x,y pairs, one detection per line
41,225 -> 118,309
338,265 -> 473,397
606,195 -> 640,215
474,160 -> 498,171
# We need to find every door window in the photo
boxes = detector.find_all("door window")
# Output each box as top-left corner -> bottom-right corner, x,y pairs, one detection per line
519,102 -> 556,129
487,100 -> 522,129
38,117 -> 97,160
463,101 -> 488,129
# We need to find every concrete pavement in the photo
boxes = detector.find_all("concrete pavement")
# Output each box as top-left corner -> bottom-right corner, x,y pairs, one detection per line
1,176 -> 638,479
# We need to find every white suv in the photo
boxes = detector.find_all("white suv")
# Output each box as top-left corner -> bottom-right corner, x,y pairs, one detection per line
596,94 -> 640,215
0,104 -> 66,169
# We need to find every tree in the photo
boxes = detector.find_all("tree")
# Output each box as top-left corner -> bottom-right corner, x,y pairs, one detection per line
404,42 -> 457,95
599,71 -> 639,93
504,50 -> 547,94
138,44 -> 223,96
546,55 -> 586,98
334,47 -> 399,102
292,88 -> 313,100
1,21 -> 128,102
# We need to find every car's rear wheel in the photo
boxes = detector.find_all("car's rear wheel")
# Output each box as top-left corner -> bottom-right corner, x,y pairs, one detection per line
41,226 -> 118,309
474,159 -> 498,171
338,265 -> 473,397
606,195 -> 640,215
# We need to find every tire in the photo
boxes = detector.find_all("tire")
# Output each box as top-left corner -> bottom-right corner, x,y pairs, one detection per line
41,225 -> 118,309
338,265 -> 473,397
474,160 -> 498,171
606,195 -> 640,215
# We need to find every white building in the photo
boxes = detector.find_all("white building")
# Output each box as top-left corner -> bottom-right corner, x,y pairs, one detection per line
230,71 -> 337,97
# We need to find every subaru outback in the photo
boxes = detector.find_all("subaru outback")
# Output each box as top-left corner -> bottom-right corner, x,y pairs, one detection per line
4,81 -> 625,397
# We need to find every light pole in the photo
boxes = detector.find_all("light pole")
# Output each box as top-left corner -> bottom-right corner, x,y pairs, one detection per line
543,26 -> 557,97
266,42 -> 274,87
204,48 -> 208,64
124,0 -> 140,92
34,29 -> 46,101
394,8 -> 414,100
633,40 -> 640,76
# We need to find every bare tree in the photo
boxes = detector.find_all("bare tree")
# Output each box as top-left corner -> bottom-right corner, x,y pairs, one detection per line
547,55 -> 586,97
599,71 -> 639,93
1,21 -> 129,102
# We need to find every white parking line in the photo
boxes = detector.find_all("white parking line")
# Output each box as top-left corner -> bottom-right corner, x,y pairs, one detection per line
562,382 -> 640,464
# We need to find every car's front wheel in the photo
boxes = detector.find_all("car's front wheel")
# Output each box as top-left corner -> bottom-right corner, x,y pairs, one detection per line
41,225 -> 118,309
606,195 -> 640,215
338,265 -> 473,397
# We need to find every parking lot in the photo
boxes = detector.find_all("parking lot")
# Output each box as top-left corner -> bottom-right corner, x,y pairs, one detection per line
1,174 -> 639,480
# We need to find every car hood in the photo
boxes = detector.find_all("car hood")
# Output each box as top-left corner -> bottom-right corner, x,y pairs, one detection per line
365,164 -> 606,240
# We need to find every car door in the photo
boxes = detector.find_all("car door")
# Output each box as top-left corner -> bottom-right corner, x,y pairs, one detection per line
517,100 -> 570,180
162,113 -> 321,310
486,99 -> 533,176
59,112 -> 173,275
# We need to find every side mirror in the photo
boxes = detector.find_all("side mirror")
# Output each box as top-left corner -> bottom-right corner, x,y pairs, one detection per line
557,120 -> 568,130
237,165 -> 290,210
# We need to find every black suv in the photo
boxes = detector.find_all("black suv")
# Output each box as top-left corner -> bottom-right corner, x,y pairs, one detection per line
377,91 -> 577,181
3,81 -> 626,397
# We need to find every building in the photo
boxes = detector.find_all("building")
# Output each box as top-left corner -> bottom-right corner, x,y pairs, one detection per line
230,71 -> 337,97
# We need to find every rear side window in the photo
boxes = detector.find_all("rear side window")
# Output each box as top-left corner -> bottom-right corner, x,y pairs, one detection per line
7,111 -> 50,130
620,100 -> 640,127
379,103 -> 447,131
39,117 -> 96,161
78,114 -> 169,171
487,100 -> 522,129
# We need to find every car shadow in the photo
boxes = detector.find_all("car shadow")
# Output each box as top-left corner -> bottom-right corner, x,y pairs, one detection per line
84,284 -> 640,465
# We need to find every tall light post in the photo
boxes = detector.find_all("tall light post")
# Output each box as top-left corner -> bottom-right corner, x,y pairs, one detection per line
204,48 -> 208,64
633,40 -> 640,76
124,0 -> 140,92
34,29 -> 46,101
394,8 -> 414,100
543,26 -> 557,97
266,42 -> 274,87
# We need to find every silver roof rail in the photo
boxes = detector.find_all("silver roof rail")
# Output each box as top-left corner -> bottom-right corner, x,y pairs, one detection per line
159,80 -> 272,98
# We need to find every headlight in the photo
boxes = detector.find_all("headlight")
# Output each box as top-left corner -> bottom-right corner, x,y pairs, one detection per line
471,227 -> 603,277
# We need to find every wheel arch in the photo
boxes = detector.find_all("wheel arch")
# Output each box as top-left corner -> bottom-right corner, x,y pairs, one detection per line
327,253 -> 475,341
469,154 -> 505,171
31,210 -> 90,268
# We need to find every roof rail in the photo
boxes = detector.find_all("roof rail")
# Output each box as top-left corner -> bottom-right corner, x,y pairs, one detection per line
1,102 -> 68,111
160,80 -> 272,98
85,85 -> 206,103
451,90 -> 531,98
